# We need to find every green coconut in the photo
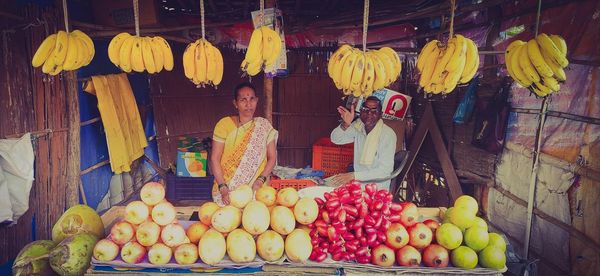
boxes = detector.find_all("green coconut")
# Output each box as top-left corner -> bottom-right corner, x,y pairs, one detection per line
12,240 -> 56,276
49,233 -> 98,276
51,204 -> 104,243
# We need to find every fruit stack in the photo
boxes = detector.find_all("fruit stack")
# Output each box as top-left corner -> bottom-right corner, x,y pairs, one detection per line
240,26 -> 283,77
327,45 -> 402,97
182,38 -> 224,87
505,33 -> 568,97
93,183 -> 319,265
308,181 -> 507,270
108,33 -> 174,74
32,30 -> 95,75
416,34 -> 479,94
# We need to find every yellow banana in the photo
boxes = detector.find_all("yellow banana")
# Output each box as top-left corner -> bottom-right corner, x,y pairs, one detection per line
51,31 -> 69,66
430,42 -> 455,84
154,36 -> 174,71
141,37 -> 156,74
536,33 -> 568,67
361,55 -> 375,94
264,27 -> 282,67
71,30 -> 94,65
245,28 -> 263,65
42,53 -> 58,74
416,40 -> 439,73
48,63 -> 63,76
445,35 -> 467,73
330,46 -> 354,83
182,41 -> 197,79
74,37 -> 89,68
194,39 -> 208,83
505,40 -> 528,87
531,81 -> 551,97
419,46 -> 441,88
62,33 -> 79,71
368,51 -> 387,91
549,34 -> 567,56
349,52 -> 366,92
379,47 -> 401,80
542,76 -> 560,92
543,50 -> 566,81
130,37 -> 145,73
459,39 -> 479,84
211,44 -> 224,86
340,50 -> 359,90
205,41 -> 216,83
518,43 -> 540,83
108,32 -> 131,66
32,34 -> 57,67
443,48 -> 467,93
373,50 -> 395,85
328,44 -> 352,78
149,37 -> 164,73
526,39 -> 553,77
509,45 -> 533,87
246,58 -> 262,76
118,36 -> 136,72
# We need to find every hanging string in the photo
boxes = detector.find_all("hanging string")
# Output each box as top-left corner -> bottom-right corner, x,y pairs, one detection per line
260,0 -> 265,27
448,0 -> 456,39
133,0 -> 140,36
62,0 -> 70,32
200,0 -> 205,39
362,0 -> 369,52
534,0 -> 542,36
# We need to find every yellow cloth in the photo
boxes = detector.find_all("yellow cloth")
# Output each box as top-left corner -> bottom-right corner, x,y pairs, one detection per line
357,119 -> 384,166
84,74 -> 148,173
211,116 -> 277,206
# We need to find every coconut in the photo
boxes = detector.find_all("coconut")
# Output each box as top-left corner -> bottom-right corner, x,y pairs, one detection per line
49,233 -> 98,276
51,205 -> 104,243
12,240 -> 56,276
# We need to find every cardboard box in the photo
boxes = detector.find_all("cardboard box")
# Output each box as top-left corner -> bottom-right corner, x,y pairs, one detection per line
176,151 -> 208,177
92,0 -> 160,28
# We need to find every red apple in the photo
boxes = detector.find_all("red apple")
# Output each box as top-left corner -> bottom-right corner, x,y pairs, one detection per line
140,182 -> 166,206
399,202 -> 418,227
385,223 -> 409,250
186,222 -> 209,244
152,201 -> 176,226
396,245 -> 421,266
110,221 -> 135,245
125,200 -> 151,225
161,223 -> 187,248
422,219 -> 440,241
174,243 -> 199,265
93,239 -> 119,261
371,244 -> 395,267
422,244 -> 449,268
136,221 -> 161,247
148,243 -> 173,265
121,241 -> 146,264
408,223 -> 433,249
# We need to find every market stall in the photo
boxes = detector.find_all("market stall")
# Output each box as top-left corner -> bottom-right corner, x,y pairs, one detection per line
0,0 -> 599,275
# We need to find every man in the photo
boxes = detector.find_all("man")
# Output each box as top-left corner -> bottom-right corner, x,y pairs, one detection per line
329,96 -> 397,190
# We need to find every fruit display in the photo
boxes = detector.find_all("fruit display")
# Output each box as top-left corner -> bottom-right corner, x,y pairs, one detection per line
505,33 -> 568,97
182,38 -> 224,87
32,30 -> 95,75
327,45 -> 402,97
108,32 -> 174,74
240,26 -> 283,77
416,34 -> 479,94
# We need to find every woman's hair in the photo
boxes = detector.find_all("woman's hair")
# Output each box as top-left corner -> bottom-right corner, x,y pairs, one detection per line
234,82 -> 257,100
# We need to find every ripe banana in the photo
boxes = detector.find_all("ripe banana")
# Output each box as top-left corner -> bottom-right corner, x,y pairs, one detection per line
182,41 -> 197,80
154,37 -> 174,71
149,37 -> 164,73
328,44 -> 352,76
536,33 -> 568,68
458,38 -> 479,84
245,28 -> 263,65
108,32 -> 132,65
210,44 -> 224,86
182,38 -> 224,87
241,26 -> 284,77
416,40 -> 438,73
107,33 -> 173,74
130,37 -> 145,73
526,39 -> 553,77
32,34 -> 56,67
518,43 -> 541,83
32,29 -> 95,75
141,37 -> 156,74
118,36 -> 136,73
62,34 -> 79,71
509,44 -> 533,87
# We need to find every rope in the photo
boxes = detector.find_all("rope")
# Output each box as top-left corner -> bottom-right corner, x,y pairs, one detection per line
534,0 -> 542,36
362,0 -> 369,52
449,0 -> 456,39
133,0 -> 140,36
200,0 -> 205,39
260,0 -> 265,27
62,0 -> 69,32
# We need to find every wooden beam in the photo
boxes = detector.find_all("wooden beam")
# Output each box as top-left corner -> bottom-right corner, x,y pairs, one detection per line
65,71 -> 81,207
264,0 -> 275,124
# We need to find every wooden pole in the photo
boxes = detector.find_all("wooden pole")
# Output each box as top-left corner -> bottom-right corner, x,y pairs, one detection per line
264,0 -> 275,123
65,71 -> 81,207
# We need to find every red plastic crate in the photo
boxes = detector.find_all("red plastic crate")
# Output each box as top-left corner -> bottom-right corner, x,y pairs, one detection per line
312,137 -> 354,177
269,178 -> 316,191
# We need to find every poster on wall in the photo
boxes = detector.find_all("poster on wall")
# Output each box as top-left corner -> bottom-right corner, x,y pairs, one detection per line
351,89 -> 412,120
250,8 -> 288,77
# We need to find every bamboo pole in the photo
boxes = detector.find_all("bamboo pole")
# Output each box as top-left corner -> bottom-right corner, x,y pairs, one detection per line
65,71 -> 81,208
264,0 -> 275,123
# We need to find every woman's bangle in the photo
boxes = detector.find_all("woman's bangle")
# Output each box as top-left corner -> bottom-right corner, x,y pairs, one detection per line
257,175 -> 267,183
218,183 -> 228,190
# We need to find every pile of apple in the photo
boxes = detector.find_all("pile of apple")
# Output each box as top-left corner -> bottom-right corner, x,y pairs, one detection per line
306,181 -> 507,270
92,182 -> 319,266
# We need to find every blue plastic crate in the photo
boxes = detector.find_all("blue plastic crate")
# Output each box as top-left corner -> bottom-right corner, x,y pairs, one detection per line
166,174 -> 213,201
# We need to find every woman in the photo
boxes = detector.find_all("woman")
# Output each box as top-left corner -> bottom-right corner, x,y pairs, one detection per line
210,83 -> 278,206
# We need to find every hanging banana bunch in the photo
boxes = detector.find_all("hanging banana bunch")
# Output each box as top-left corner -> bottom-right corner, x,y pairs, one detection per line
32,0 -> 95,75
416,0 -> 479,95
326,0 -> 402,97
182,0 -> 224,87
327,46 -> 401,97
240,26 -> 282,77
107,0 -> 174,73
505,33 -> 567,97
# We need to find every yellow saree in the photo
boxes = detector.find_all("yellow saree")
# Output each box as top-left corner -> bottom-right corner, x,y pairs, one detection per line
211,116 -> 277,206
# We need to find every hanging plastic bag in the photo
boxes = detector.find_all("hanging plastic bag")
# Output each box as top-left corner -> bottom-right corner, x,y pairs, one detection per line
453,76 -> 480,124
